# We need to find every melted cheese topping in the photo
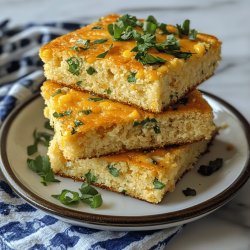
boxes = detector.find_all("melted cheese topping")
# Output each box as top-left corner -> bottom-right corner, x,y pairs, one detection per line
40,14 -> 221,80
42,80 -> 212,137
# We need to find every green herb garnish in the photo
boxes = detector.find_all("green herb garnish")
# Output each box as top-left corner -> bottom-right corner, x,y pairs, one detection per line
79,109 -> 92,115
53,110 -> 72,118
86,66 -> 97,75
52,189 -> 80,205
104,88 -> 112,94
197,158 -> 223,176
92,38 -> 108,45
79,183 -> 103,208
76,81 -> 82,86
96,44 -> 113,58
51,88 -> 63,97
66,57 -> 81,75
182,187 -> 197,196
133,118 -> 161,134
107,164 -> 120,177
44,121 -> 53,131
176,19 -> 197,40
153,178 -> 165,189
92,26 -> 102,30
84,171 -> 97,183
127,72 -> 137,83
74,120 -> 84,127
135,53 -> 166,65
27,129 -> 52,155
88,97 -> 103,102
27,155 -> 60,186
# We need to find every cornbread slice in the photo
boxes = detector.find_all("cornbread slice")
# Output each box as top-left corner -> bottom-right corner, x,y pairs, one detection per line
40,14 -> 221,112
41,80 -> 216,160
48,137 -> 210,203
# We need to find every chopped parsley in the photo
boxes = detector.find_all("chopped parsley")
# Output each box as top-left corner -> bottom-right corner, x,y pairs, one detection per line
176,19 -> 198,40
52,189 -> 80,205
79,183 -> 103,208
197,158 -> 223,176
107,164 -> 120,177
133,117 -> 161,134
74,120 -> 84,127
71,120 -> 84,134
127,72 -> 137,83
79,109 -> 92,115
66,57 -> 81,75
44,121 -> 53,131
27,155 -> 60,186
76,81 -> 82,86
153,178 -> 165,189
84,171 -> 97,183
92,26 -> 102,30
53,110 -> 72,118
182,187 -> 197,196
88,97 -> 103,102
27,129 -> 52,156
107,14 -> 195,65
96,44 -> 113,58
51,88 -> 67,97
104,88 -> 112,94
52,183 -> 103,208
92,38 -> 108,44
86,66 -> 97,75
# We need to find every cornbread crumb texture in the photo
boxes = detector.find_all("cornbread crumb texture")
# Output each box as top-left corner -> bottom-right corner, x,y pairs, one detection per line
42,80 -> 216,159
40,14 -> 221,112
48,138 -> 210,203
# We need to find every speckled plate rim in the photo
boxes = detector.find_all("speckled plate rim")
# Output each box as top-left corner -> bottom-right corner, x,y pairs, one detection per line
0,91 -> 250,228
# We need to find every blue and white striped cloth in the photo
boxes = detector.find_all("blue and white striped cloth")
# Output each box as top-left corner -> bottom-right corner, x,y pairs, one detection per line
0,20 -> 182,249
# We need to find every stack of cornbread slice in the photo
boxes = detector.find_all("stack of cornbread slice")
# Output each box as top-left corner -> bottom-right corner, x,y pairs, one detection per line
39,14 -> 221,203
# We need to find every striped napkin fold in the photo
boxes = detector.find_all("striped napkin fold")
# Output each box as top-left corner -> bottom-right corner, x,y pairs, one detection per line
0,19 -> 182,250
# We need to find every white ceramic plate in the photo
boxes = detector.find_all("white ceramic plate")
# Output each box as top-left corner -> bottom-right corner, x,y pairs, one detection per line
0,92 -> 249,231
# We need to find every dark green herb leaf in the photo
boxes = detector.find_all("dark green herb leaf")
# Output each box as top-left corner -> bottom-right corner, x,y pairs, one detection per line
81,193 -> 103,208
127,72 -> 137,83
76,81 -> 82,86
53,110 -> 72,118
189,29 -> 198,40
107,164 -> 120,177
27,144 -> 37,156
85,171 -> 97,183
52,189 -> 80,205
66,57 -> 81,75
198,158 -> 223,176
79,109 -> 92,115
92,38 -> 108,44
143,21 -> 157,35
86,67 -> 97,75
176,19 -> 197,40
52,88 -> 63,97
182,187 -> 197,196
135,53 -> 166,65
74,120 -> 84,127
153,125 -> 161,134
92,26 -> 102,30
79,182 -> 98,196
44,121 -> 53,131
104,88 -> 112,94
96,44 -> 113,58
153,178 -> 165,189
133,117 -> 158,127
158,23 -> 171,35
27,155 -> 60,185
88,97 -> 103,102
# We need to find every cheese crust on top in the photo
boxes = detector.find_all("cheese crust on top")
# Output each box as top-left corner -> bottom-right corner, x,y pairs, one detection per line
41,80 -> 216,159
39,14 -> 221,112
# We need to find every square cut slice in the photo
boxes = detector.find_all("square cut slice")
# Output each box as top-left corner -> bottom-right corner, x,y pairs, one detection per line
41,80 -> 216,160
39,14 -> 221,112
48,137 -> 211,204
